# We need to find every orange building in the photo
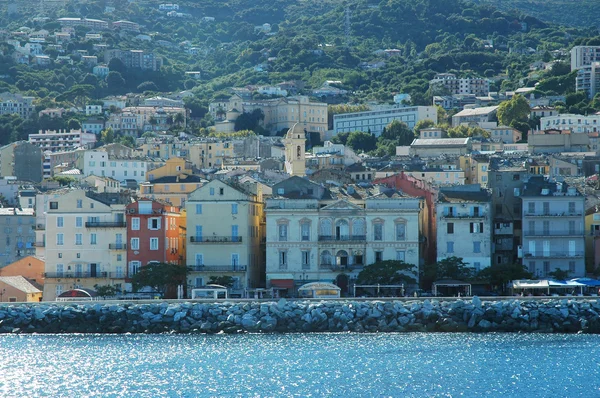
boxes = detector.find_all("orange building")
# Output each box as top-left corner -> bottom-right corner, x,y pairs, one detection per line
0,255 -> 45,286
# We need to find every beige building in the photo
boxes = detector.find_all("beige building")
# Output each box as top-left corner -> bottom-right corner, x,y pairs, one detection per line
0,276 -> 42,302
460,155 -> 490,186
40,190 -> 128,301
409,138 -> 472,157
188,140 -> 235,169
0,255 -> 45,286
185,179 -> 265,297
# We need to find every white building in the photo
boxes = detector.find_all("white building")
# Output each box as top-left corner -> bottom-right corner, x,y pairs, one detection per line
487,126 -> 522,144
570,46 -> 600,71
85,105 -> 103,116
575,62 -> 600,98
520,176 -> 585,277
436,186 -> 492,271
540,113 -> 600,133
429,73 -> 490,97
333,106 -> 437,137
83,150 -> 148,182
451,106 -> 498,128
82,119 -> 104,134
29,130 -> 97,152
265,177 -> 422,296
39,190 -> 128,301
0,92 -> 35,118
311,141 -> 361,166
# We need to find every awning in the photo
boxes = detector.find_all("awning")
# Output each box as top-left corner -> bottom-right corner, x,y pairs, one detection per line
267,273 -> 294,289
512,280 -> 549,289
548,280 -> 585,287
570,278 -> 600,287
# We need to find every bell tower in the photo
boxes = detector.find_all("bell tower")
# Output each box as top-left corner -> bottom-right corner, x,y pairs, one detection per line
284,123 -> 306,177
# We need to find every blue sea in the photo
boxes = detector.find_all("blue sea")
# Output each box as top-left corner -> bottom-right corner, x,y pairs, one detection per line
0,333 -> 598,397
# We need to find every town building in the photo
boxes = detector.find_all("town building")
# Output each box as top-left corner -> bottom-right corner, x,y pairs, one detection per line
530,106 -> 557,119
265,177 -> 422,296
333,106 -> 437,137
409,138 -> 472,157
0,276 -> 42,302
451,106 -> 498,128
57,17 -> 109,30
125,199 -> 185,282
0,208 -> 36,267
488,126 -> 522,144
40,190 -> 129,301
0,142 -> 43,182
112,20 -> 140,32
0,92 -> 35,118
570,46 -> 600,71
185,179 -> 266,297
576,62 -> 600,98
82,118 -> 104,134
540,114 -> 600,133
520,176 -> 585,278
29,129 -> 96,152
104,50 -> 163,71
429,73 -> 490,97
436,185 -> 492,271
528,130 -> 590,154
82,150 -> 150,182
188,140 -> 234,169
0,255 -> 45,286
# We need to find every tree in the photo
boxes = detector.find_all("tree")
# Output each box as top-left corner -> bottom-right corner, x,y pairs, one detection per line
50,176 -> 76,186
208,276 -> 234,287
497,94 -> 531,126
346,131 -> 377,152
330,131 -> 350,145
413,119 -> 435,133
548,268 -> 570,281
108,57 -> 126,74
67,119 -> 81,130
119,134 -> 136,147
356,260 -> 417,285
94,284 -> 117,298
436,257 -> 473,280
476,264 -> 533,293
234,109 -> 264,132
174,112 -> 185,126
137,81 -> 159,93
107,71 -> 126,94
380,120 -> 414,146
131,262 -> 188,298
100,128 -> 115,144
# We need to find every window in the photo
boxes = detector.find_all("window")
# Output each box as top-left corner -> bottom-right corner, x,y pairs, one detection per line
148,218 -> 161,230
528,261 -> 536,274
131,238 -> 139,250
219,188 -> 224,195
287,219 -> 305,243
195,253 -> 204,266
375,251 -> 383,262
279,250 -> 287,269
90,234 -> 97,245
301,250 -> 310,269
231,225 -> 238,239
447,223 -> 454,234
75,234 -> 82,245
210,187 -> 214,196
321,250 -> 332,265
278,224 -> 288,242
543,261 -> 550,275
528,202 -> 535,214
569,202 -> 576,214
195,204 -> 203,214
129,261 -> 141,276
374,223 -> 383,241
396,251 -> 406,262
50,201 -> 58,209
131,218 -> 140,230
76,217 -> 82,228
56,264 -> 64,277
447,241 -> 454,253
117,254 -> 122,262
543,202 -> 550,215
473,262 -> 481,272
150,238 -> 159,250
231,204 -> 238,214
569,261 -> 576,273
76,199 -> 82,208
470,222 -> 484,233
56,233 -> 64,246
473,241 -> 481,253
395,223 -> 406,241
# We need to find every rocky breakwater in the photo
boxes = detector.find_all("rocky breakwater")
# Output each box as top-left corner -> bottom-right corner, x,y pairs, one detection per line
1,298 -> 600,334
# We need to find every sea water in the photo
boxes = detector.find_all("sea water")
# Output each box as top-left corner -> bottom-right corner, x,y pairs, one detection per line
0,333 -> 598,397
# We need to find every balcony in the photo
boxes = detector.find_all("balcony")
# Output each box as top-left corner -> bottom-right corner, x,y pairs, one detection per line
34,241 -> 45,247
44,272 -> 108,278
522,251 -> 584,259
187,265 -> 247,272
189,236 -> 242,244
319,263 -> 364,270
524,230 -> 584,237
318,235 -> 367,242
108,243 -> 127,250
85,222 -> 126,228
442,213 -> 486,219
523,212 -> 582,218
34,224 -> 45,231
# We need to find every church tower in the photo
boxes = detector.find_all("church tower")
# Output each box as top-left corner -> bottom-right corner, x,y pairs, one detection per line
284,123 -> 306,177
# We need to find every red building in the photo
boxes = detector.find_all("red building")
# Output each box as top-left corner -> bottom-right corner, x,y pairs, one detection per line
126,199 -> 185,278
375,172 -> 439,265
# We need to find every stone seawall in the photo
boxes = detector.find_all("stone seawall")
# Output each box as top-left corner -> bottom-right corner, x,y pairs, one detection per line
2,297 -> 600,334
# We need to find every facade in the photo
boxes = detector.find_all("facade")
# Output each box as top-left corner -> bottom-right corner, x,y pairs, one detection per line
139,175 -> 204,207
488,126 -> 522,144
125,200 -> 184,283
451,106 -> 498,127
185,180 -> 265,297
0,276 -> 42,302
520,176 -> 585,278
57,17 -> 109,30
0,92 -> 35,118
188,140 -> 234,169
576,62 -> 600,98
409,138 -> 471,157
0,208 -> 36,267
40,190 -> 129,301
29,129 -> 97,152
540,114 -> 600,133
265,177 -> 422,296
429,73 -> 490,97
570,46 -> 600,71
0,256 -> 45,286
0,142 -> 43,182
82,119 -> 104,134
333,106 -> 437,137
112,20 -> 140,32
528,130 -> 590,154
103,50 -> 163,71
83,150 -> 149,182
436,186 -> 492,271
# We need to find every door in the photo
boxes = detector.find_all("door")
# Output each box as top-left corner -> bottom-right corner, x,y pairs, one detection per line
90,263 -> 97,277
231,253 -> 239,269
543,241 -> 550,257
231,225 -> 239,241
528,241 -> 536,256
195,254 -> 203,267
75,264 -> 83,277
569,240 -> 576,256
116,233 -> 123,247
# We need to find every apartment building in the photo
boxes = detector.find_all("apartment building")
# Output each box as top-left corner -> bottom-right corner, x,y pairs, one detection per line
451,106 -> 498,128
570,46 -> 600,71
185,179 -> 265,297
576,62 -> 600,98
29,129 -> 97,152
41,190 -> 129,301
126,200 -> 185,281
520,176 -> 585,278
265,177 -> 422,296
139,139 -> 190,160
83,150 -> 149,182
488,126 -> 522,144
139,175 -> 204,207
188,140 -> 234,169
540,114 -> 600,133
112,20 -> 140,32
333,106 -> 437,137
119,106 -> 186,131
104,49 -> 163,71
436,185 -> 492,271
429,73 -> 490,97
0,208 -> 36,267
57,17 -> 109,30
0,92 -> 35,118
0,141 -> 43,182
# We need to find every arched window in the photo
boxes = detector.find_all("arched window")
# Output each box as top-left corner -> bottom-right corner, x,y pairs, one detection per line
297,145 -> 302,159
335,219 -> 349,240
336,250 -> 348,267
320,250 -> 332,265
319,219 -> 332,238
352,218 -> 365,237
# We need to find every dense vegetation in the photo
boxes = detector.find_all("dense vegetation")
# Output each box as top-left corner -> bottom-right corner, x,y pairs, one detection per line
1,0 -> 600,138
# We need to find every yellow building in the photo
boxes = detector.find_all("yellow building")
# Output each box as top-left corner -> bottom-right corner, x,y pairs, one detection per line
460,155 -> 490,186
188,141 -> 235,169
185,179 -> 265,297
147,157 -> 193,181
139,174 -> 205,207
